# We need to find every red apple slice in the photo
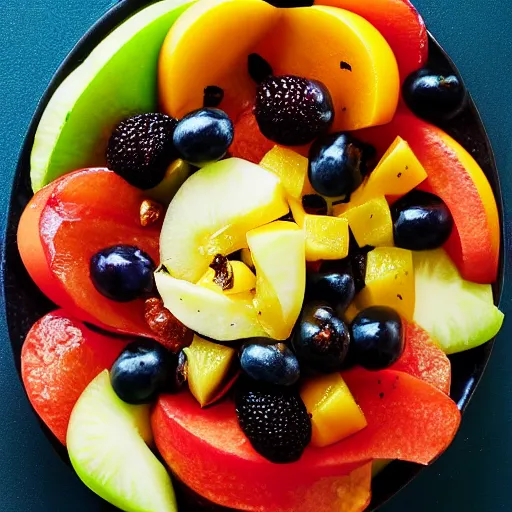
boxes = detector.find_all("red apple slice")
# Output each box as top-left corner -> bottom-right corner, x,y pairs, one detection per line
355,112 -> 500,283
21,310 -> 128,444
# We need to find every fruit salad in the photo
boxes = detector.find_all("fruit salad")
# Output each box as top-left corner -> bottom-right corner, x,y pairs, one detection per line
17,0 -> 504,510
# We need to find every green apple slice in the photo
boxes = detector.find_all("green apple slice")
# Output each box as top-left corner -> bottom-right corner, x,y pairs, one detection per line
67,370 -> 177,512
160,158 -> 289,283
30,0 -> 192,192
413,249 -> 503,354
155,269 -> 268,341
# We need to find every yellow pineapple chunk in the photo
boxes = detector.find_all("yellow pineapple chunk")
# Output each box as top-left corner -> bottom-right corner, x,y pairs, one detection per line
301,373 -> 367,447
339,196 -> 394,247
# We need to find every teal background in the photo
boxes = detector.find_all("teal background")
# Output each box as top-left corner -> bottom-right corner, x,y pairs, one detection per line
0,0 -> 510,510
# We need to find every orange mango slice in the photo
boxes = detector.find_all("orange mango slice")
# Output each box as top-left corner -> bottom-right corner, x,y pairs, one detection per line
253,5 -> 399,132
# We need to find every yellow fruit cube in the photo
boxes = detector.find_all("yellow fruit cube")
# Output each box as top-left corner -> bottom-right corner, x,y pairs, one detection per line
259,146 -> 308,199
247,221 -> 306,340
184,335 -> 237,407
290,198 -> 349,261
362,136 -> 427,198
355,247 -> 415,320
300,373 -> 367,448
196,260 -> 256,295
332,136 -> 427,216
339,196 -> 394,247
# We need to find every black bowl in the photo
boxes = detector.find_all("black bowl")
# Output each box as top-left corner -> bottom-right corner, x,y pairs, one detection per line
1,1 -> 504,511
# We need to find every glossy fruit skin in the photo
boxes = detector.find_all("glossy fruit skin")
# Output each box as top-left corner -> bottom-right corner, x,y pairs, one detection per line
306,272 -> 355,315
254,75 -> 334,146
240,343 -> 300,386
354,112 -> 499,284
392,190 -> 454,250
173,108 -> 234,165
111,339 -> 174,404
292,302 -> 350,373
235,379 -> 312,463
403,69 -> 466,122
90,245 -> 155,302
21,310 -> 128,445
106,113 -> 178,189
351,306 -> 404,370
308,133 -> 370,197
25,168 -> 162,337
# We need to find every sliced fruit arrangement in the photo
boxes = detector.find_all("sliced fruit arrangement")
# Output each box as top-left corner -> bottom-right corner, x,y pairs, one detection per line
17,0 -> 504,510
30,0 -> 192,192
21,310 -> 128,445
67,371 -> 177,512
354,112 -> 500,284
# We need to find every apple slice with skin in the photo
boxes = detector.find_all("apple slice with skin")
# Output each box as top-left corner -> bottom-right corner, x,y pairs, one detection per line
159,0 -> 280,119
31,0 -> 192,192
247,221 -> 306,340
21,310 -> 128,445
253,5 -> 399,132
354,112 -> 500,283
155,269 -> 268,341
68,370 -> 177,512
152,369 -> 459,510
160,158 -> 289,283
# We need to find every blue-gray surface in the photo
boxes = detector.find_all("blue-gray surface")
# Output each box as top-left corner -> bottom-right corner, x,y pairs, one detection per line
0,0 -> 511,510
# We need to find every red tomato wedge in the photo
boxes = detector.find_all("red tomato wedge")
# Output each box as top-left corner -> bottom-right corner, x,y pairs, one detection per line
21,310 -> 128,444
391,321 -> 451,394
29,168 -> 162,336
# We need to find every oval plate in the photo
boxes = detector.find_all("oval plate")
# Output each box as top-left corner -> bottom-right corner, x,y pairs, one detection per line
1,1 -> 504,511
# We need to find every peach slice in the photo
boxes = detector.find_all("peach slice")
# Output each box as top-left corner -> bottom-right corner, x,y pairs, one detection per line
316,0 -> 428,79
253,5 -> 399,132
159,0 -> 280,119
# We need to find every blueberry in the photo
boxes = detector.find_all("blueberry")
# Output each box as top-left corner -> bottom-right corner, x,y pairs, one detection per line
111,340 -> 174,404
308,132 -> 372,197
173,108 -> 234,165
350,306 -> 404,370
391,190 -> 453,250
90,245 -> 155,302
403,69 -> 467,122
306,272 -> 355,315
292,302 -> 350,373
240,342 -> 300,386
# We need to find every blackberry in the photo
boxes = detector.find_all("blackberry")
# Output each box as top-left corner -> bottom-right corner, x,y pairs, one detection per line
235,380 -> 311,463
106,113 -> 178,189
254,75 -> 334,146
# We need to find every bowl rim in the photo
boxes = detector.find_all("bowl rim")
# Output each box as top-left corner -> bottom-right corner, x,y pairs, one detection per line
0,1 -> 505,511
